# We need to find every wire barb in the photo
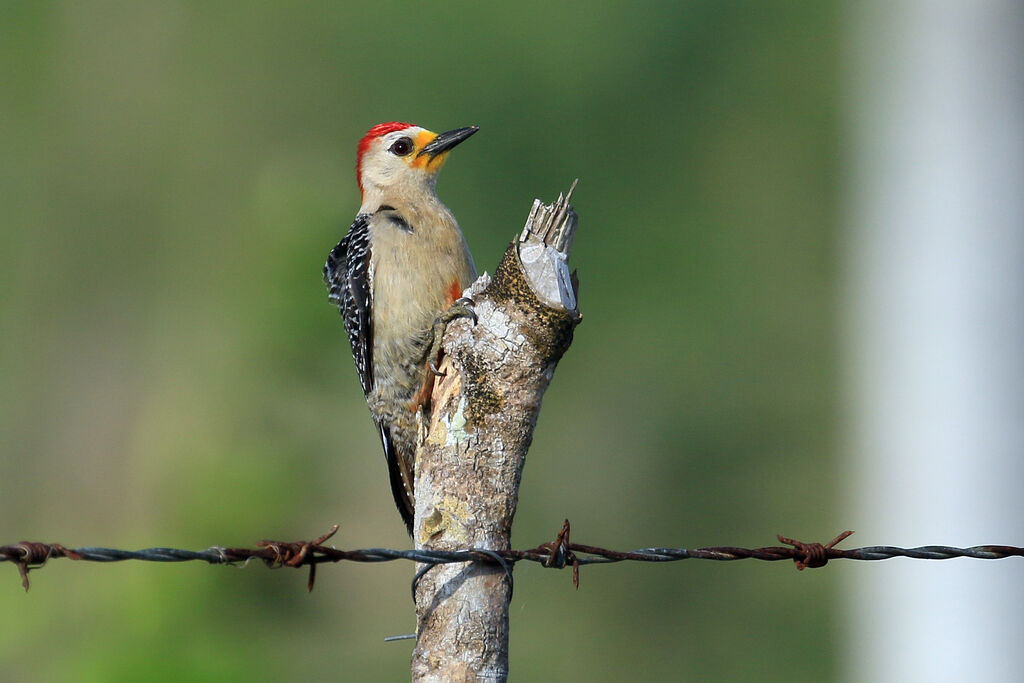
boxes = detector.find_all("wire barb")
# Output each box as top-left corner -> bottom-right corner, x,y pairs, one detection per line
777,530 -> 854,570
525,520 -> 580,588
255,524 -> 340,592
2,524 -> 1021,591
5,542 -> 80,592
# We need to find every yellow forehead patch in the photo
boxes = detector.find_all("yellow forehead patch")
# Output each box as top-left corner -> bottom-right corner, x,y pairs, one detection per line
415,129 -> 436,148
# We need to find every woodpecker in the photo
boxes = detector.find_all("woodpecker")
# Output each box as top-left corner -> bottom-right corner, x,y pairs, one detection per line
324,122 -> 478,534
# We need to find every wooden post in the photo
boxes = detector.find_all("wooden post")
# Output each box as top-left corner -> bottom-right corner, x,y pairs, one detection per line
410,184 -> 580,682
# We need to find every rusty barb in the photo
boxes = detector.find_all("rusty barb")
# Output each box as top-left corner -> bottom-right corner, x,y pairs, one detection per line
3,542 -> 81,591
256,525 -> 341,592
777,530 -> 855,571
2,522 -> 1022,591
527,519 -> 581,588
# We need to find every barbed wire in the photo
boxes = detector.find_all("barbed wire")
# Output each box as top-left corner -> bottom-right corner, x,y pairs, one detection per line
2,521 -> 1021,592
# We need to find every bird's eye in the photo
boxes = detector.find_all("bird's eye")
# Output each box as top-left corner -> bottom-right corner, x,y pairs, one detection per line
389,137 -> 413,156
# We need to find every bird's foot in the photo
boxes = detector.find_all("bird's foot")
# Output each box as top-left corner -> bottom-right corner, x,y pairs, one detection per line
427,297 -> 477,376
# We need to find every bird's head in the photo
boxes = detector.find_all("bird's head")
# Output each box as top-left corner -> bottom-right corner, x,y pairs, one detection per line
356,122 -> 478,206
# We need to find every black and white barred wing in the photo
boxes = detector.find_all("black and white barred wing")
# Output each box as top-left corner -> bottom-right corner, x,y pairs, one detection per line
324,213 -> 374,396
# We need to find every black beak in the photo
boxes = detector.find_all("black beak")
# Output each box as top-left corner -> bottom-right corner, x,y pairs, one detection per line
417,126 -> 479,159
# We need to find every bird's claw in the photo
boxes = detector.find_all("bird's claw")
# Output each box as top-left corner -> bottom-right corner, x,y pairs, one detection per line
426,297 -> 477,376
452,297 -> 478,325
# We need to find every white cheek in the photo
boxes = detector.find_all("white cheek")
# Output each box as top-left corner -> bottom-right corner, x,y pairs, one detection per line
366,158 -> 401,185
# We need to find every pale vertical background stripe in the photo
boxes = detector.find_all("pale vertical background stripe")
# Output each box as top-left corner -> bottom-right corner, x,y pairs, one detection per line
843,2 -> 1024,681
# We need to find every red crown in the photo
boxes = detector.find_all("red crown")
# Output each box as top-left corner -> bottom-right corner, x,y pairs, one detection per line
356,122 -> 415,195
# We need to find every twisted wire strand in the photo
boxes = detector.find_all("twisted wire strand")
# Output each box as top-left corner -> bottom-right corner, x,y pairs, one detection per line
2,523 -> 1021,591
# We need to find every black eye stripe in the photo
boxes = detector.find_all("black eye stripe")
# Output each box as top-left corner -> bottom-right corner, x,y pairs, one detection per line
389,137 -> 413,156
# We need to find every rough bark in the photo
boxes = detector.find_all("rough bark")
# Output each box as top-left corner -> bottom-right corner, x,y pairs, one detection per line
410,184 -> 580,682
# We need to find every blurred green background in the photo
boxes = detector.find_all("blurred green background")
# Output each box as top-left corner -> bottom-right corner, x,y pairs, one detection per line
0,2 -> 839,680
